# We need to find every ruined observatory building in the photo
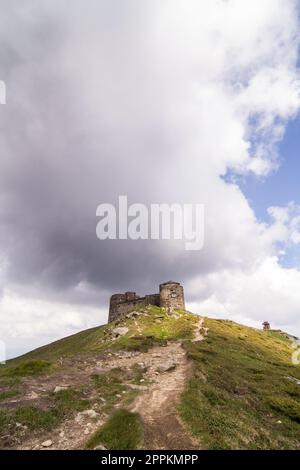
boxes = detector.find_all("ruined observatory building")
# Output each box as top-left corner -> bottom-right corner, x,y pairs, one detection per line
108,281 -> 185,323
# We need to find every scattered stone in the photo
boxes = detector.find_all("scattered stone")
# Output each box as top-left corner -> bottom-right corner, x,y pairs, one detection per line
54,385 -> 69,394
112,327 -> 129,337
116,394 -> 122,398
16,422 -> 28,431
84,429 -> 90,435
126,311 -> 141,319
41,440 -> 53,448
75,409 -> 99,422
156,360 -> 176,373
94,444 -> 107,450
59,431 -> 65,438
140,379 -> 145,383
27,391 -> 39,399
126,384 -> 148,391
277,420 -> 282,424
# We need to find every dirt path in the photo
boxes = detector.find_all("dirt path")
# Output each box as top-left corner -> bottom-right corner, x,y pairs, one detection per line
15,315 -> 205,450
130,342 -> 199,450
193,317 -> 208,342
17,342 -> 199,450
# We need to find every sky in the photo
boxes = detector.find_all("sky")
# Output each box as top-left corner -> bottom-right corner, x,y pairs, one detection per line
1,0 -> 300,359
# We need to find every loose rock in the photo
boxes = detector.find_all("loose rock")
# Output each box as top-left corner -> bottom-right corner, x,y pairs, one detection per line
41,440 -> 53,448
54,386 -> 69,393
156,360 -> 176,373
126,384 -> 148,391
75,409 -> 99,422
112,327 -> 129,337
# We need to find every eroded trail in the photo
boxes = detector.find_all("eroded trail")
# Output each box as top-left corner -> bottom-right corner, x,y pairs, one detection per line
131,341 -> 199,450
13,316 -> 205,450
16,342 -> 198,450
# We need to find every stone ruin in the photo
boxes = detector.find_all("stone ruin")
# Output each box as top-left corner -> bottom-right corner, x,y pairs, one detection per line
108,281 -> 185,323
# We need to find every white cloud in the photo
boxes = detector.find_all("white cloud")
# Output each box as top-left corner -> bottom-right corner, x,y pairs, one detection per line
187,256 -> 300,337
1,0 -> 300,356
0,289 -> 107,359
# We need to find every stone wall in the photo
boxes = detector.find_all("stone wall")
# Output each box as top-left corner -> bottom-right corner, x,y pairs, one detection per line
108,282 -> 185,322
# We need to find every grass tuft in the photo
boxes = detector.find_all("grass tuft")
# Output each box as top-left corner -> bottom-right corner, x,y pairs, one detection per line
1,360 -> 53,378
51,388 -> 91,418
86,409 -> 143,450
0,390 -> 19,401
14,406 -> 58,430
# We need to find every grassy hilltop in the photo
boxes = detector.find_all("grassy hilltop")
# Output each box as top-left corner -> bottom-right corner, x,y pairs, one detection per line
0,306 -> 300,450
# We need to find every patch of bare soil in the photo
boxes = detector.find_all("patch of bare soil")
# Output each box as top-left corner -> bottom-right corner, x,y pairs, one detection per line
130,342 -> 200,450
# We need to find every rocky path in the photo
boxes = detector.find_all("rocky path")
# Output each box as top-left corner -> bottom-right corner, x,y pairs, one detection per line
15,316 -> 205,450
193,317 -> 209,342
130,342 -> 199,450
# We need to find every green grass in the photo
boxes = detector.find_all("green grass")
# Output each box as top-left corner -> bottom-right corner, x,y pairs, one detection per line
0,390 -> 19,401
0,409 -> 13,428
50,388 -> 91,418
3,306 -> 299,450
0,405 -> 59,439
0,356 -> 147,447
14,406 -> 59,430
267,396 -> 300,423
130,363 -> 147,384
91,364 -> 147,411
0,360 -> 54,378
179,318 -> 300,450
115,335 -> 167,352
3,307 -> 197,365
110,307 -> 197,352
3,326 -> 109,363
92,369 -> 127,404
0,387 -> 92,443
86,409 -> 143,450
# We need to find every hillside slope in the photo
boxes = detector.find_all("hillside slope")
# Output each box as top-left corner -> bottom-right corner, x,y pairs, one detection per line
0,306 -> 300,450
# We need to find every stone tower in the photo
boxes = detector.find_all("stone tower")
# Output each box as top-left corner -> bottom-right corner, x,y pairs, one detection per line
108,281 -> 185,322
159,281 -> 185,311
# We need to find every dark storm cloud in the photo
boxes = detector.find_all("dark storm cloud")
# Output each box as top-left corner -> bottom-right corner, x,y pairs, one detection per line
1,0 -> 298,315
2,1 -> 300,358
0,0 -> 218,306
